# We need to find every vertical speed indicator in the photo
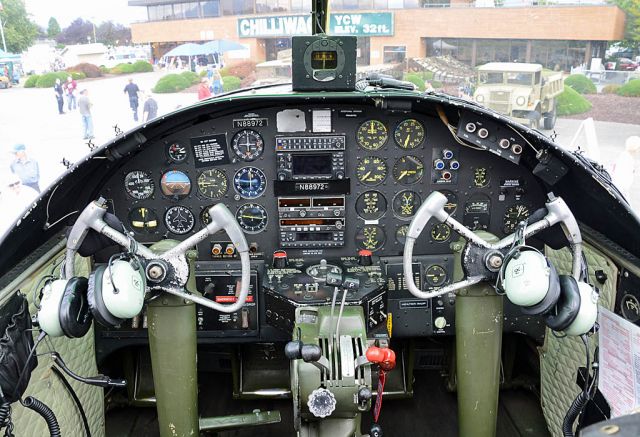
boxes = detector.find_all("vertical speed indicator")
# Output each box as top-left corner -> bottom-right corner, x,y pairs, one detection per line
394,119 -> 425,149
357,120 -> 388,150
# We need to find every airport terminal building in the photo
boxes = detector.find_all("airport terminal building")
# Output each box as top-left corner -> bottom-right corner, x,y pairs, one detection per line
128,0 -> 625,71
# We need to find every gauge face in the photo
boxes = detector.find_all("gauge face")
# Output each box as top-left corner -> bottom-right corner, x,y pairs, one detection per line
473,167 -> 490,188
425,265 -> 447,287
167,142 -> 188,163
393,155 -> 424,185
355,191 -> 387,220
232,129 -> 264,161
441,190 -> 458,214
463,198 -> 491,231
393,190 -> 422,219
236,203 -> 268,234
164,206 -> 195,235
160,170 -> 191,198
503,204 -> 531,234
197,169 -> 228,199
394,119 -> 425,149
200,206 -> 213,226
233,166 -> 267,198
355,225 -> 386,252
431,223 -> 452,242
357,120 -> 388,150
396,225 -> 409,245
356,156 -> 387,186
124,170 -> 154,200
129,207 -> 158,232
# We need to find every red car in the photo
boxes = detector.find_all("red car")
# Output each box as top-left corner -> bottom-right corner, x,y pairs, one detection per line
617,58 -> 639,71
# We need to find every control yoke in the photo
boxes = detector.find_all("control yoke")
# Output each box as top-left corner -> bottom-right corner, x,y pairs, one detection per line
64,199 -> 251,313
403,191 -> 583,300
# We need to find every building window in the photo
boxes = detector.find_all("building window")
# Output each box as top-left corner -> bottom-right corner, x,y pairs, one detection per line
374,0 -> 388,7
422,0 -> 450,7
148,4 -> 175,21
173,2 -> 200,19
221,0 -> 254,15
387,0 -> 404,8
291,0 -> 312,12
201,0 -> 220,17
383,45 -> 406,63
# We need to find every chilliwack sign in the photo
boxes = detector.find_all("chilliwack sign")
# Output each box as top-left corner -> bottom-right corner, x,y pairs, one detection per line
237,13 -> 393,38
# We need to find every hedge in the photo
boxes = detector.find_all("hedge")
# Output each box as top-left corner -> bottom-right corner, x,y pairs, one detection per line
153,74 -> 191,93
35,72 -> 69,88
69,71 -> 87,80
615,79 -> 640,97
556,86 -> 592,116
24,75 -> 39,88
222,75 -> 241,92
110,61 -> 153,75
67,63 -> 102,78
403,73 -> 425,91
564,74 -> 596,95
180,71 -> 200,85
601,84 -> 621,94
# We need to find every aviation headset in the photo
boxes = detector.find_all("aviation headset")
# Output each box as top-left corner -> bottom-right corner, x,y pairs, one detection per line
38,275 -> 93,338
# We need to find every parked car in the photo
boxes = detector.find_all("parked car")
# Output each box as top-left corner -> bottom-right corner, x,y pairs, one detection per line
617,58 -> 638,71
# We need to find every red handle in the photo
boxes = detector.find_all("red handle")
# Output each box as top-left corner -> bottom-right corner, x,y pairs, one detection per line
366,346 -> 396,371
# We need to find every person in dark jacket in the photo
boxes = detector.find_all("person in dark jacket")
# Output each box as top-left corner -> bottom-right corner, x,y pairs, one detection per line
54,78 -> 65,114
124,78 -> 141,121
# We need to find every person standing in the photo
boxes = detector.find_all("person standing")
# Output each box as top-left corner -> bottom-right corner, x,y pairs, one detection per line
142,92 -> 158,122
611,136 -> 640,202
78,89 -> 94,140
64,76 -> 77,111
211,70 -> 224,95
10,144 -> 40,193
124,78 -> 141,122
198,78 -> 212,100
54,78 -> 65,114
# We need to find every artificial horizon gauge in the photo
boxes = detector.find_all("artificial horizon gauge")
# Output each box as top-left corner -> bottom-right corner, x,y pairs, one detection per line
355,225 -> 386,252
128,207 -> 158,232
463,197 -> 491,231
124,170 -> 154,200
197,169 -> 228,199
356,156 -> 387,186
355,191 -> 387,220
167,142 -> 188,163
231,129 -> 264,161
164,206 -> 195,235
394,119 -> 425,149
473,167 -> 490,188
425,265 -> 447,287
160,170 -> 191,199
393,155 -> 425,185
233,166 -> 267,199
235,203 -> 268,234
503,204 -> 531,234
357,120 -> 388,150
396,225 -> 409,244
441,190 -> 458,214
431,223 -> 452,242
392,190 -> 422,219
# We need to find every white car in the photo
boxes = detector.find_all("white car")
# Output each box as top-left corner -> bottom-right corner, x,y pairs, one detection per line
100,53 -> 150,69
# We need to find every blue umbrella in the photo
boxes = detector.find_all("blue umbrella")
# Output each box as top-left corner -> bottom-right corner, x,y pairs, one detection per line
201,40 -> 246,54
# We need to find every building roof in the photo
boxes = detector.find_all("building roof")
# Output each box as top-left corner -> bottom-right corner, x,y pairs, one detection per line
477,62 -> 543,72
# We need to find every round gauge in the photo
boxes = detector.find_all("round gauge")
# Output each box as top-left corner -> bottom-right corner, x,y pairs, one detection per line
200,206 -> 213,226
473,167 -> 490,188
394,119 -> 425,149
355,225 -> 386,252
128,207 -> 158,232
463,197 -> 491,231
197,169 -> 228,199
503,204 -> 531,234
441,190 -> 458,215
392,190 -> 422,219
356,156 -> 387,186
233,166 -> 267,199
160,170 -> 191,199
164,206 -> 195,235
232,129 -> 264,161
124,170 -> 154,200
431,223 -> 452,242
393,155 -> 424,185
357,120 -> 388,150
425,265 -> 447,287
236,203 -> 268,234
396,225 -> 409,245
355,191 -> 387,220
167,142 -> 188,163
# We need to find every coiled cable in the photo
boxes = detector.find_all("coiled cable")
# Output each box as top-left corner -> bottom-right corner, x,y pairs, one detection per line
21,396 -> 61,437
0,402 -> 15,437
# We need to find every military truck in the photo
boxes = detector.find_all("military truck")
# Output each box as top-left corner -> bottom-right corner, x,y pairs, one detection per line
473,62 -> 563,129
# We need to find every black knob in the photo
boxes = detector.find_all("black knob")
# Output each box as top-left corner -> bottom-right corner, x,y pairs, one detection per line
358,386 -> 372,403
284,340 -> 303,360
301,344 -> 322,363
273,250 -> 288,269
370,424 -> 383,437
358,249 -> 373,266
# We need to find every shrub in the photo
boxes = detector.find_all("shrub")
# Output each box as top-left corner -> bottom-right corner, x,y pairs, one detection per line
199,69 -> 208,77
224,61 -> 256,80
67,63 -> 102,78
99,65 -> 110,74
601,84 -> 621,94
403,73 -> 425,91
222,75 -> 241,92
153,74 -> 191,93
24,75 -> 40,88
431,80 -> 443,89
35,72 -> 68,88
616,79 -> 640,97
132,60 -> 154,73
218,66 -> 230,77
180,71 -> 200,85
556,86 -> 592,116
69,71 -> 86,80
564,74 -> 596,94
110,63 -> 136,74
422,71 -> 434,81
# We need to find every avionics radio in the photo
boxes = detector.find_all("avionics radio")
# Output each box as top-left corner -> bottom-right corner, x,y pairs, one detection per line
278,196 -> 345,247
276,135 -> 346,181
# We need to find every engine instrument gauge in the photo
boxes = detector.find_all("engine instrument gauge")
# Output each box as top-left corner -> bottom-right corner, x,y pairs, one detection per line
392,190 -> 422,219
200,207 -> 213,226
233,166 -> 267,199
503,204 -> 531,234
129,207 -> 158,232
441,190 -> 458,214
160,170 -> 191,199
124,170 -> 154,200
164,206 -> 195,235
394,119 -> 425,149
167,142 -> 188,163
356,156 -> 387,186
463,197 -> 491,231
393,155 -> 424,185
396,225 -> 409,244
355,191 -> 387,220
425,265 -> 447,287
431,223 -> 452,242
357,120 -> 388,150
236,203 -> 268,234
231,129 -> 264,161
197,169 -> 228,199
473,167 -> 490,188
355,225 -> 386,252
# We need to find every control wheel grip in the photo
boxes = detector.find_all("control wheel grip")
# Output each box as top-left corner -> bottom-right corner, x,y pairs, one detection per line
406,191 -> 448,240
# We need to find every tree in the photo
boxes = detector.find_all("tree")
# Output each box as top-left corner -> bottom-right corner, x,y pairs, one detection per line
0,0 -> 38,53
56,18 -> 94,45
96,21 -> 131,46
47,17 -> 61,39
614,0 -> 640,49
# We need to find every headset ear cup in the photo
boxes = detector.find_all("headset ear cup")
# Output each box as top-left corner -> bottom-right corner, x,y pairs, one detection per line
59,277 -> 93,338
545,275 -> 581,332
521,261 -> 561,316
88,265 -> 125,328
